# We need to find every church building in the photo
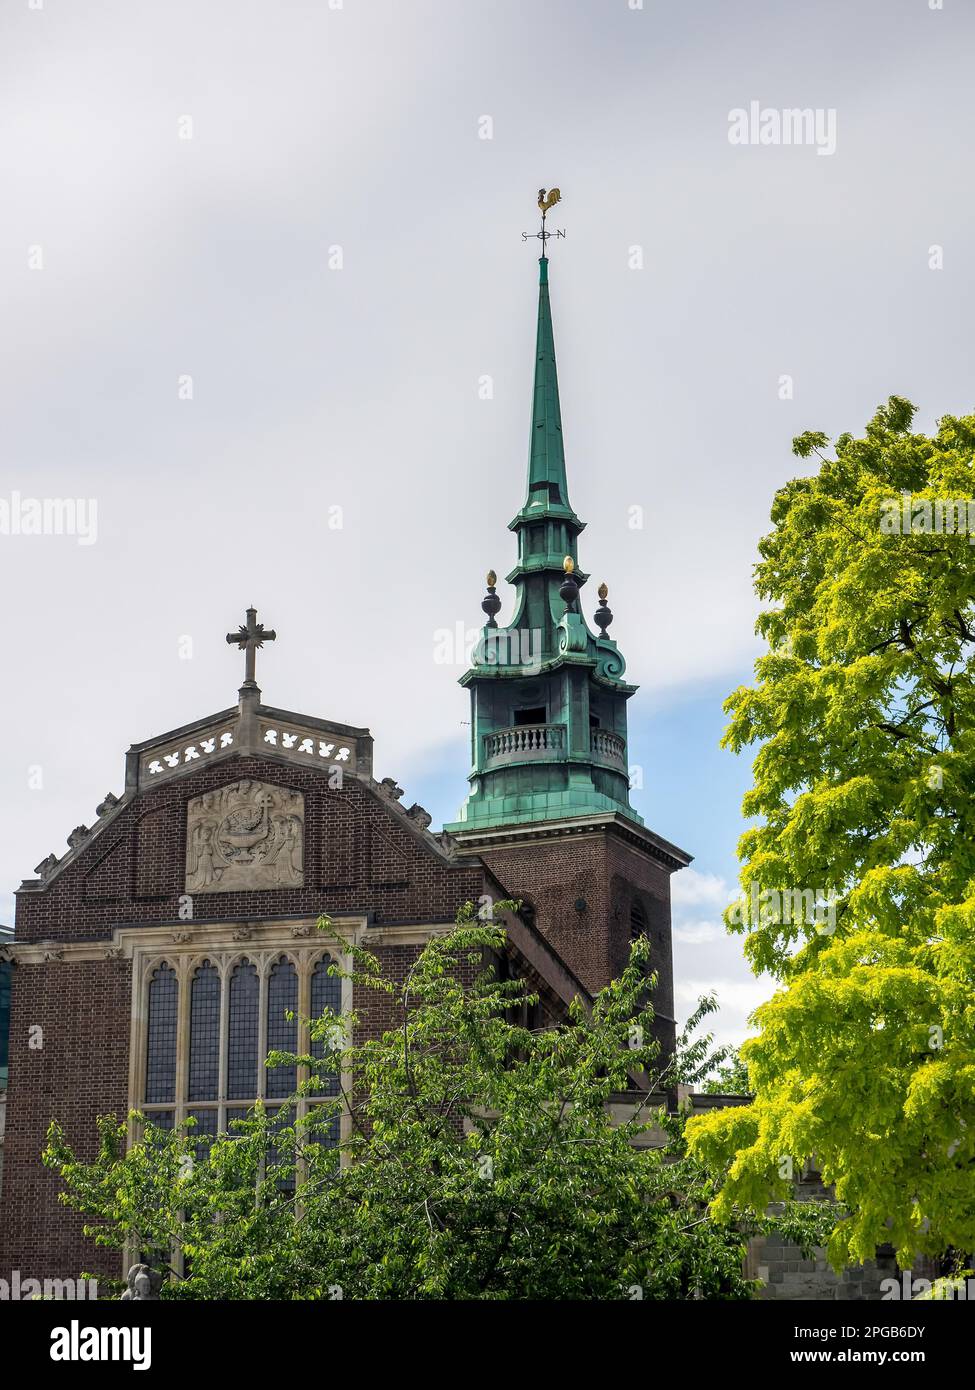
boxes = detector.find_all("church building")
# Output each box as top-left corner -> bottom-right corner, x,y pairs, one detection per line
0,249 -> 691,1286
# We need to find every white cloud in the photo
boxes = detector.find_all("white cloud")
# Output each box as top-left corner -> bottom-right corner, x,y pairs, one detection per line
671,867 -> 731,910
673,918 -> 722,947
676,977 -> 774,1052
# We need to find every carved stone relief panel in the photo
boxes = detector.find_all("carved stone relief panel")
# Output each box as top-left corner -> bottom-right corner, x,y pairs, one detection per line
185,779 -> 304,893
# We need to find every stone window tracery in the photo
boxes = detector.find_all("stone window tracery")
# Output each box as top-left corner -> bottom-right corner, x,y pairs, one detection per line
266,956 -> 298,1099
145,963 -> 178,1104
188,961 -> 220,1102
227,958 -> 260,1100
138,942 -> 344,1149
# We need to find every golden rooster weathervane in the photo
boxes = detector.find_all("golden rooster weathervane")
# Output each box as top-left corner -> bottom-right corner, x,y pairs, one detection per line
522,186 -> 565,252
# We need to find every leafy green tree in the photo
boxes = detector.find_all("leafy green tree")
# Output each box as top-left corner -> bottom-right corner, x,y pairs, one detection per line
45,907 -> 826,1300
700,1051 -> 751,1098
667,994 -> 749,1096
687,399 -> 975,1272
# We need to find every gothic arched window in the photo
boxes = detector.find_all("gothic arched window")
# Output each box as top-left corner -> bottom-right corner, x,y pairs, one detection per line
188,961 -> 221,1102
310,955 -> 342,1098
227,959 -> 260,1101
266,956 -> 298,1099
138,938 -> 345,1162
145,963 -> 178,1104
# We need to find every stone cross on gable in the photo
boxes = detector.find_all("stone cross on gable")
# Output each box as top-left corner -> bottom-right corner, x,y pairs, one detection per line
226,606 -> 276,691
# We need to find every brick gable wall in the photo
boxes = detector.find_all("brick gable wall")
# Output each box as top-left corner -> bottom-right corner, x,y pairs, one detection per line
0,756 -> 487,1285
15,757 -> 485,942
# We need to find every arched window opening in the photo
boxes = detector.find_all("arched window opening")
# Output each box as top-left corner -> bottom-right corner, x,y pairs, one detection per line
266,956 -> 298,1099
139,942 -> 343,1158
227,959 -> 260,1101
310,956 -> 341,1099
145,963 -> 178,1104
188,960 -> 220,1102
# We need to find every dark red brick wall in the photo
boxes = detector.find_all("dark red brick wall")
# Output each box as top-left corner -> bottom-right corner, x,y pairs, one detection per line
1,959 -> 131,1285
607,836 -> 676,1031
1,757 -> 488,1285
479,826 -> 676,1051
480,834 -> 615,991
0,938 -> 482,1285
16,758 -> 486,942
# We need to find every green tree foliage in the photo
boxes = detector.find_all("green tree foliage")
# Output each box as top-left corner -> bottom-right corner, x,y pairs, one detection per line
687,399 -> 975,1271
700,1051 -> 751,1098
667,995 -> 749,1097
45,907 -> 826,1300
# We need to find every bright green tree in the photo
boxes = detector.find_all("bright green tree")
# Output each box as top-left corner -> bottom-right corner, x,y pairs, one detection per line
45,907 -> 827,1300
687,398 -> 975,1272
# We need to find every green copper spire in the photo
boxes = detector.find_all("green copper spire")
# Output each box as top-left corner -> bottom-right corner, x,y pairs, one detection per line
446,246 -> 642,834
512,256 -> 582,528
505,256 -> 587,634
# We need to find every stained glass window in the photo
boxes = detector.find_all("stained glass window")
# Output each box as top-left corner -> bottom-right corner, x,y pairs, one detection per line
145,963 -> 178,1104
187,1108 -> 218,1164
144,1110 -> 175,1136
266,956 -> 298,1099
310,955 -> 341,1097
307,1101 -> 341,1152
227,959 -> 260,1100
188,960 -> 221,1101
140,944 -> 343,1169
264,1106 -> 297,1191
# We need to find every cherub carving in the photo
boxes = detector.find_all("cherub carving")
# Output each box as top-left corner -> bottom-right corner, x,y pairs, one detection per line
120,1264 -> 162,1301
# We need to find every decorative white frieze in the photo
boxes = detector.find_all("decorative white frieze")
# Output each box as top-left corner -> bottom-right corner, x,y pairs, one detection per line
139,716 -> 357,785
143,727 -> 235,781
259,722 -> 352,765
185,779 -> 304,894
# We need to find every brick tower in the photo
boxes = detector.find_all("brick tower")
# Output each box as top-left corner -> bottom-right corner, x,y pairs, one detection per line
446,241 -> 691,1054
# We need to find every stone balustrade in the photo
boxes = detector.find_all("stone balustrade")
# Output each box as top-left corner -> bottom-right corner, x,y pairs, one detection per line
483,723 -> 565,766
590,728 -> 626,763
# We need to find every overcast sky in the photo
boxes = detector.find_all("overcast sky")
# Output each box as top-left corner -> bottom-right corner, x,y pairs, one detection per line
2,0 -> 973,1046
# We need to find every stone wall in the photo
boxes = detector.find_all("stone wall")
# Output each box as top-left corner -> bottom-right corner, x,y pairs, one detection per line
689,1099 -> 943,1302
746,1231 -> 904,1301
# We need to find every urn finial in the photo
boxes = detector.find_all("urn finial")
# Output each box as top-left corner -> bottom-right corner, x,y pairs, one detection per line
594,582 -> 613,636
559,555 -> 580,612
481,570 -> 502,628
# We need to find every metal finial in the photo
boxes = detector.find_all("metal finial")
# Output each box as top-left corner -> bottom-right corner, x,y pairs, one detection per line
594,583 -> 613,637
559,557 -> 580,612
481,571 -> 502,629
